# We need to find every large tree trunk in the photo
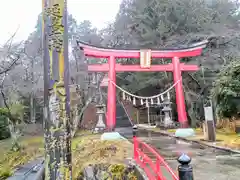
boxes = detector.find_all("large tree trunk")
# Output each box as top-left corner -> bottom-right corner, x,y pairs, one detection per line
30,93 -> 36,123
30,54 -> 36,123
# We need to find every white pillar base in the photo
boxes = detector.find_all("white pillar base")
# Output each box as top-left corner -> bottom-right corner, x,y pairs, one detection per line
175,128 -> 195,138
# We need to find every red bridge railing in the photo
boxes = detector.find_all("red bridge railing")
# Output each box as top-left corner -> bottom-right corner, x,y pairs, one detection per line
132,126 -> 194,180
133,136 -> 179,180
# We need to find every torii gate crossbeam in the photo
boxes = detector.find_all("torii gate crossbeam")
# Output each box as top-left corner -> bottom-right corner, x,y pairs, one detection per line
88,64 -> 199,72
77,41 -> 207,130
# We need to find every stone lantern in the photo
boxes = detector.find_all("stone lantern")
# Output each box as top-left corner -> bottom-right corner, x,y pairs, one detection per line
162,103 -> 173,128
94,104 -> 106,133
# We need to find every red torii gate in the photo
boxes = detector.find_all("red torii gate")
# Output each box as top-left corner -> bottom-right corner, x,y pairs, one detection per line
77,40 -> 207,130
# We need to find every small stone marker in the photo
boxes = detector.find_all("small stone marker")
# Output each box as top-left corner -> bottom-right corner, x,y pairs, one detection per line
204,105 -> 216,142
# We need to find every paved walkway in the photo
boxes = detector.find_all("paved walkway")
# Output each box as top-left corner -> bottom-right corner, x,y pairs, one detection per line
137,129 -> 240,180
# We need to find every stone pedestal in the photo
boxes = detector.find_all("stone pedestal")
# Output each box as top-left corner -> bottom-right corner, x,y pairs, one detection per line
162,105 -> 173,128
164,110 -> 172,127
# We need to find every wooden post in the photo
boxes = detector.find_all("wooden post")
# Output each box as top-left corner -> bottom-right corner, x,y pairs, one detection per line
147,106 -> 150,126
136,110 -> 139,125
42,0 -> 72,179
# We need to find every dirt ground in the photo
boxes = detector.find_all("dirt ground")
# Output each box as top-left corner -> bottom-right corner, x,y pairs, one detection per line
0,131 -> 134,179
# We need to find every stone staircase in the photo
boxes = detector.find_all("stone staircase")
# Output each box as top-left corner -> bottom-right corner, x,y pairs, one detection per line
116,102 -> 133,128
101,95 -> 133,136
115,101 -> 134,137
102,93 -> 133,128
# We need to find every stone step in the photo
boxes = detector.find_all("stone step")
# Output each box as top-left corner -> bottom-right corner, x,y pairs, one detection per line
115,104 -> 132,128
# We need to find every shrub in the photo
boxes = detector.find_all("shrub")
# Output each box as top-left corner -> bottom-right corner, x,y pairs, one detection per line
0,108 -> 10,140
212,60 -> 240,118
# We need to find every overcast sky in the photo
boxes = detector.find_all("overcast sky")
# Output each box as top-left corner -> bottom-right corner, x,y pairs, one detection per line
0,0 -> 122,45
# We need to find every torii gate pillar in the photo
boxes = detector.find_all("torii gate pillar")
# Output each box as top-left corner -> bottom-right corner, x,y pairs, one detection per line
107,56 -> 116,131
172,57 -> 187,127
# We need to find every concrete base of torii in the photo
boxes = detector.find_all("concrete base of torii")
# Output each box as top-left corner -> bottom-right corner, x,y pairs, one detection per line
175,128 -> 195,138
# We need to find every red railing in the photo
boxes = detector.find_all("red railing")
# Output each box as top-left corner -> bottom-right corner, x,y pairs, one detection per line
133,136 -> 179,180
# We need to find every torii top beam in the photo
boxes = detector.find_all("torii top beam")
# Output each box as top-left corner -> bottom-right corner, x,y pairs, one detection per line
77,40 -> 208,58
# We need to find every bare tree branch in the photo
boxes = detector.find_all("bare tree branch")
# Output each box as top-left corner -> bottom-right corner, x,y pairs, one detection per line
0,55 -> 20,75
0,73 -> 21,124
0,28 -> 23,75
